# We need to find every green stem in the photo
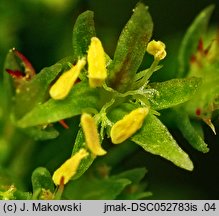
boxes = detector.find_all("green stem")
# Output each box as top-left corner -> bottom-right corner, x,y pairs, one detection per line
141,58 -> 160,89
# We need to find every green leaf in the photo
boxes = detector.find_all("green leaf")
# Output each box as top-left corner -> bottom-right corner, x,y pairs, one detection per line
72,10 -> 96,58
148,77 -> 202,110
14,63 -> 62,119
57,55 -> 74,71
112,167 -> 147,184
173,109 -> 209,153
63,166 -> 132,199
132,113 -> 194,171
17,82 -> 100,128
178,5 -> 214,77
113,168 -> 151,200
64,176 -> 130,200
22,126 -> 59,141
2,49 -> 21,115
98,140 -> 138,168
108,3 -> 153,92
190,120 -> 204,139
64,167 -> 150,200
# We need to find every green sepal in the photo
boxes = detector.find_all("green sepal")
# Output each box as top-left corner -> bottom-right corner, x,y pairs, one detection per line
148,77 -> 202,110
17,82 -> 100,128
72,10 -> 96,58
14,63 -> 62,119
108,3 -> 153,92
132,113 -> 194,171
178,5 -> 214,77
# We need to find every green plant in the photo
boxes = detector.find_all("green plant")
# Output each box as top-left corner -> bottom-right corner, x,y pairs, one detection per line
0,3 -> 218,200
161,5 -> 218,153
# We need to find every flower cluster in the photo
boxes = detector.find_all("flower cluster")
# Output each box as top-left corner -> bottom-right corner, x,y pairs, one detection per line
49,36 -> 166,185
2,3 -> 212,200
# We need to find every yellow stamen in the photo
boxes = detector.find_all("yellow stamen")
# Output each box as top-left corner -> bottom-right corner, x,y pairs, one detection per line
49,58 -> 86,100
52,148 -> 88,185
88,37 -> 107,88
81,113 -> 107,156
146,40 -> 166,60
111,107 -> 149,144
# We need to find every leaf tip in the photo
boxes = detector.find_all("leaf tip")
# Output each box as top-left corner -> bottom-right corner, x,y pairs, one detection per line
183,158 -> 194,171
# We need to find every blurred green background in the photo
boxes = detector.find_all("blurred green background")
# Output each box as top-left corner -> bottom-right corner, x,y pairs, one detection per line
0,0 -> 219,199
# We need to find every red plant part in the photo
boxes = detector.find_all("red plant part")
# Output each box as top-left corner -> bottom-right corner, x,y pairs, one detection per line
195,108 -> 201,116
75,78 -> 81,84
13,48 -> 35,78
59,176 -> 65,187
197,38 -> 204,53
58,120 -> 69,129
204,43 -> 211,56
54,176 -> 65,199
190,54 -> 197,64
6,69 -> 24,79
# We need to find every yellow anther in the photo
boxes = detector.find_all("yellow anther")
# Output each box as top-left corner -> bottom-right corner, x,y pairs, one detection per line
146,40 -> 166,60
87,37 -> 107,88
81,113 -> 107,156
52,148 -> 88,185
49,58 -> 86,100
110,107 -> 149,144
